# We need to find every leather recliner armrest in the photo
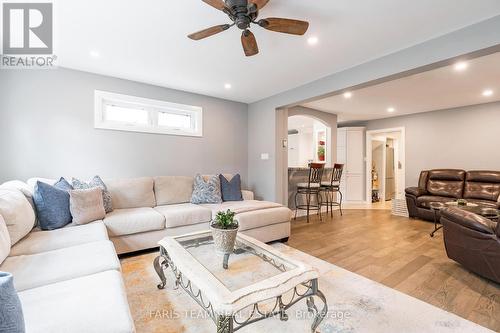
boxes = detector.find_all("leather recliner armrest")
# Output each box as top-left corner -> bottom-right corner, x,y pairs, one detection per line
405,187 -> 427,197
441,207 -> 496,235
496,221 -> 500,238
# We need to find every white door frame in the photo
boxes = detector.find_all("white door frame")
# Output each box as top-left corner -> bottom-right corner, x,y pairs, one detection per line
365,127 -> 406,203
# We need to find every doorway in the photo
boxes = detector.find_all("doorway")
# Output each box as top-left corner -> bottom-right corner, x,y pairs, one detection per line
366,128 -> 405,206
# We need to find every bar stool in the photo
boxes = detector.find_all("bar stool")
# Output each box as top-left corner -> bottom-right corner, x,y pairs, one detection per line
320,164 -> 344,217
294,163 -> 325,223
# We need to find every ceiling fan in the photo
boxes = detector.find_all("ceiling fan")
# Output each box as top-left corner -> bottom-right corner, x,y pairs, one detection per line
188,0 -> 310,56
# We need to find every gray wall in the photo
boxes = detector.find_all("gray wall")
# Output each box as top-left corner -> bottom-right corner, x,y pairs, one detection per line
362,102 -> 500,188
0,68 -> 248,184
248,15 -> 500,201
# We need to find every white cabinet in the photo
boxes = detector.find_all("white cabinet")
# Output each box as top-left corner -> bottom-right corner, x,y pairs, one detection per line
337,127 -> 365,202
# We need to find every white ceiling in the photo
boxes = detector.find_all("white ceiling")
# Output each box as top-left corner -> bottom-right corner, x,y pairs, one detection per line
303,52 -> 500,123
55,1 -> 500,103
288,115 -> 316,130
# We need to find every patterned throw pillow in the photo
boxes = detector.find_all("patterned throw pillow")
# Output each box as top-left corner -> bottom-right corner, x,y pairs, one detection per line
219,174 -> 243,202
72,176 -> 113,213
191,174 -> 222,204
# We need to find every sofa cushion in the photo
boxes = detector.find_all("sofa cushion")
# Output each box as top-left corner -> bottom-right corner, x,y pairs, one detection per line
464,171 -> 500,202
9,221 -> 108,256
236,206 -> 292,231
416,195 -> 453,209
72,176 -> 113,213
18,270 -> 135,333
0,180 -> 36,212
33,181 -> 73,231
154,176 -> 194,205
155,203 -> 212,228
200,200 -> 282,216
70,188 -> 106,225
191,174 -> 222,204
0,215 -> 11,264
426,169 -> 465,199
106,177 -> 155,209
0,272 -> 25,333
220,174 -> 243,202
0,240 -> 120,291
465,199 -> 499,209
0,188 -> 36,245
104,207 -> 165,237
241,190 -> 254,201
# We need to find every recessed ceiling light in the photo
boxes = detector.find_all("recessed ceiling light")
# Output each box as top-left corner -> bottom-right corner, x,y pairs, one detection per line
89,50 -> 100,58
343,92 -> 353,99
453,61 -> 468,71
387,107 -> 396,113
307,36 -> 319,46
224,83 -> 232,90
482,89 -> 493,97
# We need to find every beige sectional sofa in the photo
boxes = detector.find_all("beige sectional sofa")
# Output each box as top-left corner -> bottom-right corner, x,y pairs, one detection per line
0,174 -> 292,332
101,175 -> 292,254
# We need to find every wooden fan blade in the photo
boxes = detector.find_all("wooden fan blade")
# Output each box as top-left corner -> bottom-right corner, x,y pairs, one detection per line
259,18 -> 309,35
188,24 -> 230,40
250,0 -> 270,10
202,0 -> 226,10
241,30 -> 259,57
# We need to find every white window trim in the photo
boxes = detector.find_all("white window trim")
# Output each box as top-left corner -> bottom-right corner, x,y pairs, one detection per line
94,90 -> 203,137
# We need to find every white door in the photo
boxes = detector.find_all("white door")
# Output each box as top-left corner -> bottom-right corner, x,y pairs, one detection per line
346,130 -> 364,174
346,129 -> 365,201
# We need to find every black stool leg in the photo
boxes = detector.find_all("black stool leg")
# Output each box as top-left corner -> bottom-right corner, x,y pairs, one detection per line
324,190 -> 329,215
329,190 -> 333,217
306,191 -> 311,223
339,190 -> 343,216
294,191 -> 299,220
316,191 -> 322,221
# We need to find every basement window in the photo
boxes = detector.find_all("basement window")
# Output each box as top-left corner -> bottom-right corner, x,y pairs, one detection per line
94,90 -> 203,137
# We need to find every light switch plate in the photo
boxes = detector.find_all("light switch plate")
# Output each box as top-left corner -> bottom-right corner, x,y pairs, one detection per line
261,153 -> 269,160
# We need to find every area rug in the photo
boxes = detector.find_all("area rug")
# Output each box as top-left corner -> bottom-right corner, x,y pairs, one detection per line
120,243 -> 493,333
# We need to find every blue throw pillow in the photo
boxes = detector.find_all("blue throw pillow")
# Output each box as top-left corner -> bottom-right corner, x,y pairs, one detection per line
0,272 -> 25,333
219,174 -> 243,202
33,180 -> 72,230
54,177 -> 73,191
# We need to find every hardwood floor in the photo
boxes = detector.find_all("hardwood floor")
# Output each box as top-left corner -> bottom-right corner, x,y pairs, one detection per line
288,209 -> 500,331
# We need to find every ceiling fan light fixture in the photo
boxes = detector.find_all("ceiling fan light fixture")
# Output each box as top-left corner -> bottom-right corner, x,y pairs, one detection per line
191,0 -> 309,56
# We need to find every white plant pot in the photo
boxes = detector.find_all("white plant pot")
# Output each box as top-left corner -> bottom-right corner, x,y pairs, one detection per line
210,224 -> 239,255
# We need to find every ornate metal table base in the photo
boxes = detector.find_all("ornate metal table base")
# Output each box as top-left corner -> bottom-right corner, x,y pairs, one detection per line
154,248 -> 328,333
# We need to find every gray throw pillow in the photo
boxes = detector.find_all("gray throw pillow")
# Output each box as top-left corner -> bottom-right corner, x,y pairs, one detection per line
191,174 -> 222,204
219,174 -> 243,202
72,176 -> 113,213
0,272 -> 26,333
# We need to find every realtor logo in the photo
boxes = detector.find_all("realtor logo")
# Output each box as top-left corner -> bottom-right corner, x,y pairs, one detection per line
1,2 -> 56,68
3,2 -> 53,54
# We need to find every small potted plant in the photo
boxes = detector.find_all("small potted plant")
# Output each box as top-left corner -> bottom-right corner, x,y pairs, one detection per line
318,146 -> 325,161
210,209 -> 239,255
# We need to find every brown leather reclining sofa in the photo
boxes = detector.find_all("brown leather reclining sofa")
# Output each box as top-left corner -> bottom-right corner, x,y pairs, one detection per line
441,207 -> 500,283
405,169 -> 500,221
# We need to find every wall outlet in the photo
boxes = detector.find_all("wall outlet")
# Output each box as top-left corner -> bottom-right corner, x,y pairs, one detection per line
261,153 -> 270,160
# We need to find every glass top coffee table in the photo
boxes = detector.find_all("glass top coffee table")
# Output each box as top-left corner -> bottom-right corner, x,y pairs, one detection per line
154,231 -> 327,333
429,201 -> 500,237
445,201 -> 500,219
